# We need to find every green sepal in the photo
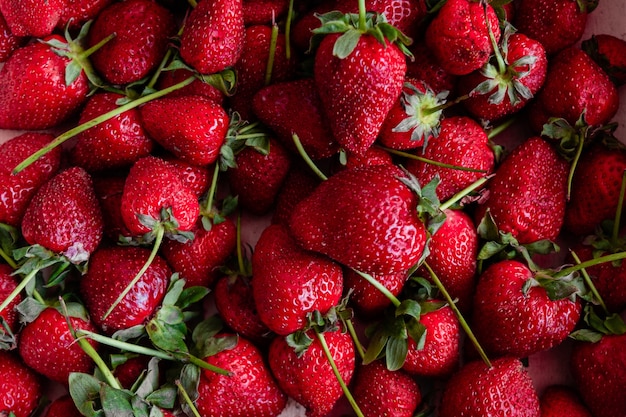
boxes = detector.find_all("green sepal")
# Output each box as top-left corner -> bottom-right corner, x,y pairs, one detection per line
285,331 -> 314,357
385,333 -> 409,371
0,223 -> 19,262
69,372 -> 106,417
192,316 -> 238,359
178,364 -> 201,416
0,317 -> 17,350
100,383 -> 134,417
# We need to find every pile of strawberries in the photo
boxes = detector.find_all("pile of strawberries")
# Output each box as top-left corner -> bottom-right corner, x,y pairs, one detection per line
1,0 -> 626,416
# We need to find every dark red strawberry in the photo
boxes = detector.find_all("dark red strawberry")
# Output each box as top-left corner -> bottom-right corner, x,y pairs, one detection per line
91,173 -> 132,241
582,33 -> 626,86
540,385 -> 592,417
70,92 -> 154,172
57,0 -> 113,31
87,0 -> 177,85
0,11 -> 23,62
163,156 -> 213,200
111,355 -> 151,389
243,0 -> 289,25
424,0 -> 501,76
271,166 -> 321,227
405,41 -> 457,94
180,0 -> 245,75
0,264 -> 21,341
156,68 -> 225,104
0,132 -> 62,227
339,146 -> 394,171
44,395 -> 84,417
438,357 -> 540,417
0,0 -> 66,37
0,350 -> 42,417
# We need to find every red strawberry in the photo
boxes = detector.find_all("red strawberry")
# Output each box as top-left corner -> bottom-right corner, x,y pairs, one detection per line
339,146 -> 394,171
582,33 -> 626,86
438,357 -> 541,417
91,173 -> 132,242
195,334 -> 287,416
351,361 -> 421,417
111,355 -> 151,389
289,164 -> 428,276
424,0 -> 501,76
180,0 -> 245,75
163,156 -> 213,200
0,35 -> 90,130
0,350 -> 42,417
0,11 -> 23,62
70,92 -> 154,172
540,385 -> 592,417
139,96 -> 229,167
405,41 -> 457,94
44,395 -> 84,417
87,0 -> 177,85
404,116 -> 495,202
0,264 -> 21,342
271,166 -> 321,227
21,166 -> 104,261
57,0 -> 113,31
344,269 -> 409,317
252,223 -> 344,336
18,306 -> 99,385
0,0 -> 66,37
268,328 -> 355,417
475,136 -> 569,245
471,259 -> 582,359
242,0 -> 289,25
570,333 -> 626,417
79,245 -> 170,333
0,132 -> 62,227
156,68 -> 225,104
313,12 -> 408,155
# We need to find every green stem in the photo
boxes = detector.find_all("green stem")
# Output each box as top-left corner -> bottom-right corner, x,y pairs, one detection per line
79,337 -> 122,389
554,251 -> 626,279
0,247 -> 17,270
422,93 -> 469,116
175,380 -> 202,417
612,170 -> 626,243
346,319 -> 365,360
102,226 -> 166,321
439,177 -> 490,211
484,3 -> 506,74
315,330 -> 365,417
203,163 -> 221,216
73,32 -> 117,88
569,250 -> 610,315
423,261 -> 492,368
352,269 -> 401,307
285,0 -> 294,60
265,23 -> 279,86
292,134 -> 328,181
31,289 -> 46,306
187,0 -> 197,8
236,213 -> 245,276
378,146 -> 487,173
0,268 -> 37,313
13,76 -> 196,174
567,133 -> 586,201
358,0 -> 367,31
487,117 -> 517,140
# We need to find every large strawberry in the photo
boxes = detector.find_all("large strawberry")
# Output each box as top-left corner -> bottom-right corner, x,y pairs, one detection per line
0,351 -> 42,417
312,10 -> 410,155
0,0 -> 66,37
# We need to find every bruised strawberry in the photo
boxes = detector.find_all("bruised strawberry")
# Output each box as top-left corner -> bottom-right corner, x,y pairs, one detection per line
582,33 -> 626,86
0,0 -> 66,37
540,385 -> 592,417
0,351 -> 42,417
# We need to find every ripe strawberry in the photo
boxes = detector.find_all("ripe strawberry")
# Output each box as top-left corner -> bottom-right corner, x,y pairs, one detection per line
313,12 -> 409,155
91,173 -> 133,242
87,0 -> 177,85
180,0 -> 245,75
268,328 -> 355,417
471,259 -> 581,359
70,92 -> 154,172
338,146 -> 394,171
0,350 -> 42,417
0,35 -> 90,130
252,223 -> 344,336
474,136 -> 569,245
18,306 -> 99,385
0,12 -> 23,62
0,0 -> 66,37
514,0 -> 593,55
195,334 -> 287,416
21,166 -> 104,261
540,385 -> 592,417
289,164 -> 428,276
44,395 -> 84,417
163,156 -> 213,200
405,41 -> 457,94
156,68 -> 225,104
570,333 -> 626,417
344,269 -> 409,317
79,245 -> 171,333
243,0 -> 289,25
582,33 -> 626,86
424,0 -> 501,76
438,357 -> 540,417
0,264 -> 21,343
57,0 -> 113,31
404,116 -> 495,202
111,355 -> 151,389
271,166 -> 321,227
0,132 -> 62,227
351,361 -> 421,417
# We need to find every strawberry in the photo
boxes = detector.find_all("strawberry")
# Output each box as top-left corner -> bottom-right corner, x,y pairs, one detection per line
79,245 -> 171,333
271,166 -> 321,227
404,116 -> 495,202
18,306 -> 99,385
0,34 -> 90,130
57,0 -> 113,31
312,11 -> 409,155
351,361 -> 421,417
424,0 -> 501,76
0,0 -> 66,37
0,264 -> 21,346
339,146 -> 395,171
289,164 -> 428,276
163,156 -> 213,200
570,333 -> 626,417
156,68 -> 225,104
470,259 -> 582,359
0,132 -> 62,227
405,42 -> 457,94
87,0 -> 177,85
44,395 -> 84,417
540,385 -> 592,417
0,350 -> 42,417
268,328 -> 355,417
70,92 -> 154,172
438,357 -> 541,417
21,166 -> 104,261
0,12 -> 23,62
111,354 -> 151,389
179,0 -> 245,75
582,33 -> 626,86
251,223 -> 344,336
243,0 -> 289,25
91,173 -> 133,242
513,0 -> 594,55
344,269 -> 409,317
475,136 -> 569,245
195,334 -> 287,416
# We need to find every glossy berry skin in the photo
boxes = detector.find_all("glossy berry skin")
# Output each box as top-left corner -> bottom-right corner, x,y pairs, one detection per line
289,164 -> 427,276
21,166 -> 104,261
0,351 -> 42,417
57,0 -> 113,31
0,132 -> 62,227
252,224 -> 344,336
540,385 -> 592,417
156,68 -> 225,104
18,307 -> 99,385
0,264 -> 21,334
80,246 -> 171,333
44,395 -> 84,417
0,0 -> 65,37
196,335 -> 287,417
582,33 -> 626,86
438,357 -> 540,417
471,259 -> 581,359
268,329 -> 355,417
570,334 -> 626,417
345,269 -> 409,318
0,12 -> 23,62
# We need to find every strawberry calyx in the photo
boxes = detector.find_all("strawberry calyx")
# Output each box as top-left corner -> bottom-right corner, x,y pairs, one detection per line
576,0 -> 599,13
0,223 -> 20,269
219,112 -> 270,171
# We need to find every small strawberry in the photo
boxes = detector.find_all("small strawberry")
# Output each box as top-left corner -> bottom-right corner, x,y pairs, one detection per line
0,132 -> 62,227
582,33 -> 626,86
243,0 -> 290,25
179,0 -> 245,75
424,0 -> 501,76
57,0 -> 113,31
0,0 -> 66,37
0,350 -> 42,417
438,357 -> 541,417
344,269 -> 409,317
540,385 -> 592,417
111,354 -> 151,389
44,395 -> 84,417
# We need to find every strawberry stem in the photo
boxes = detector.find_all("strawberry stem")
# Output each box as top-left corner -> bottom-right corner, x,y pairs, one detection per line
358,0 -> 367,31
569,250 -> 610,315
439,177 -> 490,211
314,329 -> 365,417
0,248 -> 17,270
554,251 -> 626,279
487,116 -> 517,139
264,23 -> 279,86
612,170 -> 626,242
422,261 -> 492,368
346,319 -> 366,360
175,380 -> 202,417
202,163 -> 221,217
566,133 -> 586,201
0,269 -> 37,314
352,269 -> 401,307
292,134 -> 329,181
285,0 -> 295,60
378,146 -> 487,173
484,3 -> 506,74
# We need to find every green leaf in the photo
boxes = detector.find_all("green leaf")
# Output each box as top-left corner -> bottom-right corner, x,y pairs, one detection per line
385,335 -> 408,371
362,325 -> 389,365
285,331 -> 313,356
101,384 -> 134,417
16,297 -> 47,324
146,319 -> 187,354
405,318 -> 427,350
569,329 -> 603,343
65,60 -> 82,85
177,286 -> 209,310
112,324 -> 147,342
333,29 -> 361,59
134,358 -> 160,399
163,275 -> 185,307
396,299 -> 421,320
145,385 -> 177,409
69,373 -> 105,417
192,316 -> 224,347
